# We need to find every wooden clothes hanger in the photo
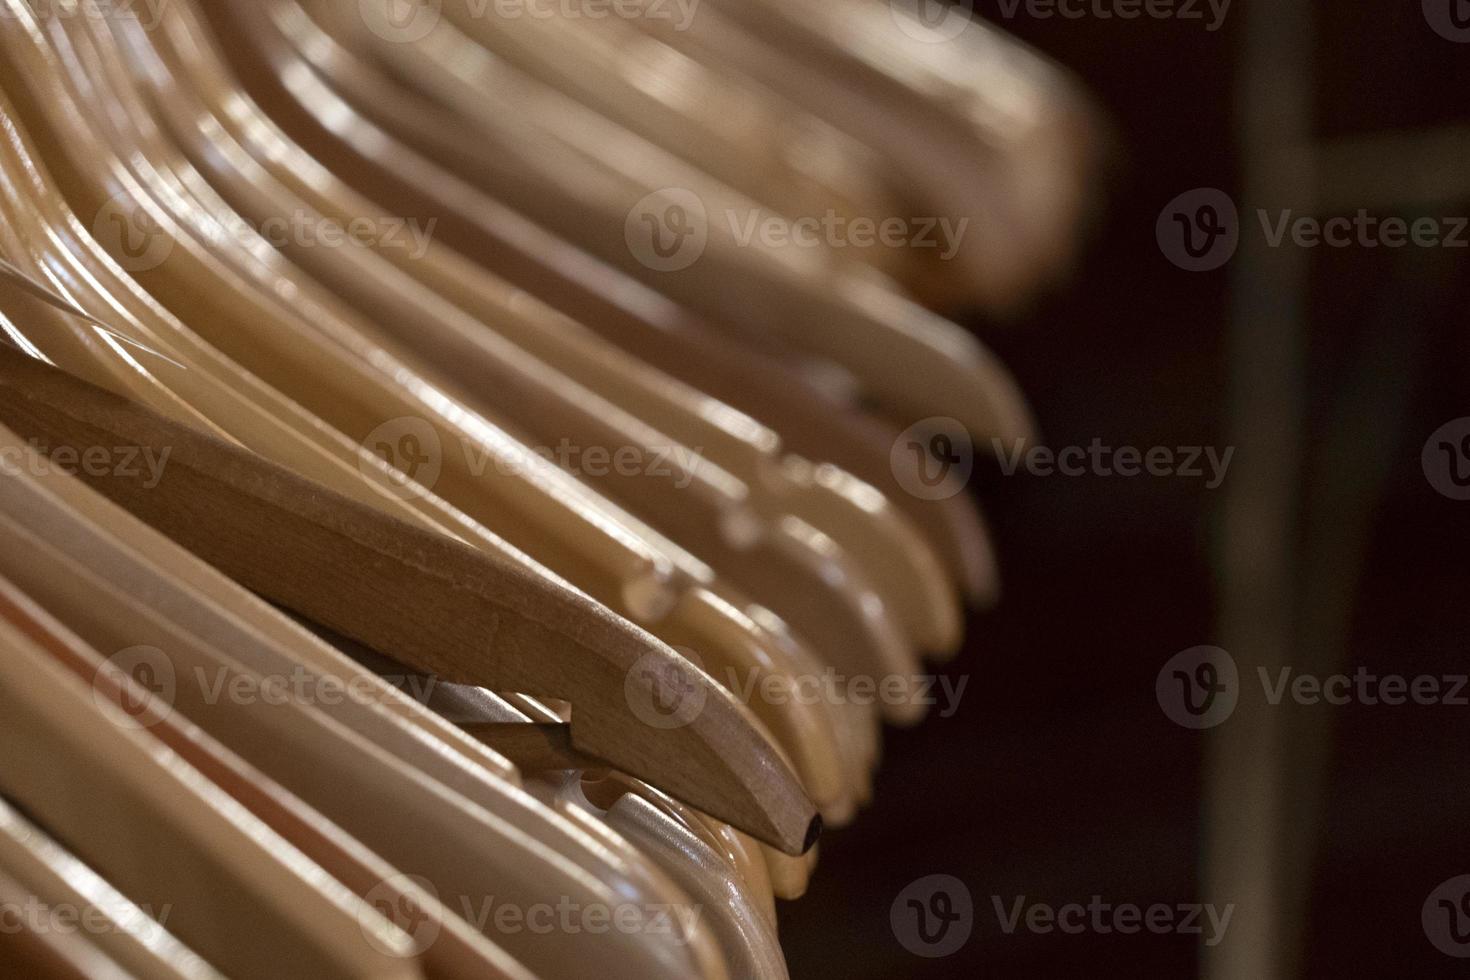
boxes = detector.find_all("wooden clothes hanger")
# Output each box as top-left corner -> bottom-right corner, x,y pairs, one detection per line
0,610 -> 425,978
455,677 -> 807,910
2,9 -> 870,828
0,2 -> 863,826
109,2 -> 950,678
433,0 -> 914,285
0,482 -> 718,979
328,0 -> 1038,449
207,0 -> 999,620
522,771 -> 783,977
213,0 -> 1001,611
0,177 -> 823,853
0,576 -> 553,980
0,866 -> 131,980
577,783 -> 791,980
0,795 -> 218,980
0,408 -> 754,971
0,285 -> 840,910
634,0 -> 1102,311
0,0 -> 1069,970
142,0 -> 961,661
0,19 -> 829,828
0,360 -> 818,861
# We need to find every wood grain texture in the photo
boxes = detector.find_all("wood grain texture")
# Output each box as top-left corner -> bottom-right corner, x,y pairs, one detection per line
0,347 -> 818,855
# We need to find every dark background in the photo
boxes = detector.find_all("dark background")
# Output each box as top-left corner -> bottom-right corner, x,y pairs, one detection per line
781,2 -> 1470,976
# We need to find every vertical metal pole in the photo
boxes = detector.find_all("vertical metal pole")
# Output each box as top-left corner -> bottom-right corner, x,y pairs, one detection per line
1202,1 -> 1314,977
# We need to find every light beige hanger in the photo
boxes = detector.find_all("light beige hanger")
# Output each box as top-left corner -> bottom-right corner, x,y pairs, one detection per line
518,769 -> 782,977
0,212 -> 823,848
0,578 -> 536,980
0,0 -> 664,623
0,194 -> 495,551
0,34 -> 817,828
0,800 -> 218,980
407,663 -> 793,919
582,771 -> 789,922
411,663 -> 795,962
0,609 -> 424,978
210,0 -> 987,690
0,866 -> 132,980
1,111 -> 751,895
0,4 -> 859,823
0,491 -> 719,980
0,793 -> 214,975
0,358 -> 818,872
0,288 -> 534,796
0,412 -> 744,977
111,0 -> 945,686
215,0 -> 1000,610
0,20 -> 700,638
154,0 -> 960,660
334,0 -> 1037,446
633,0 -> 1101,311
579,783 -> 790,980
434,0 -> 908,282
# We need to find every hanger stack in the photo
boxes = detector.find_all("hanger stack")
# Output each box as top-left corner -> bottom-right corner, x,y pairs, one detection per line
0,1 -> 1098,976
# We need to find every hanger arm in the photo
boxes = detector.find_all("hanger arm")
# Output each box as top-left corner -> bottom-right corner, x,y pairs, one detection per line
0,345 -> 817,855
